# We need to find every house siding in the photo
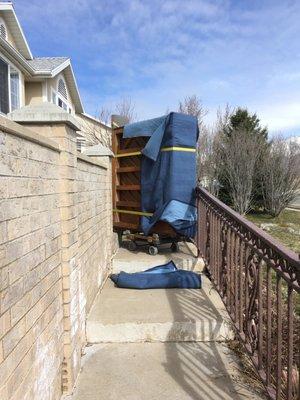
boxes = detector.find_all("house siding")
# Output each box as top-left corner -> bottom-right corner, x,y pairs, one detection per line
25,82 -> 43,106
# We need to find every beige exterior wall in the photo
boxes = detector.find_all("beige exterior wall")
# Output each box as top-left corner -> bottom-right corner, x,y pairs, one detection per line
0,116 -> 114,400
25,82 -> 43,106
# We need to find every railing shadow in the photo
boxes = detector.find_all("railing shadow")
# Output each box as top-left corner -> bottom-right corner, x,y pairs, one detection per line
162,281 -> 258,399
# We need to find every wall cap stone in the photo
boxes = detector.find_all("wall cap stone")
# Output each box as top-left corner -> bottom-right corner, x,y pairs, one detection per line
0,114 -> 61,152
77,152 -> 108,169
83,144 -> 114,157
8,102 -> 81,131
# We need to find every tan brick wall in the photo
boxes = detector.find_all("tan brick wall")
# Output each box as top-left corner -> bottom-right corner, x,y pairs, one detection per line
0,116 -> 114,400
0,125 -> 63,400
77,156 -> 113,312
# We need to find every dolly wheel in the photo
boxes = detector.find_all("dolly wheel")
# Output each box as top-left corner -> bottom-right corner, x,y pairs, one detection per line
128,241 -> 137,251
171,242 -> 179,253
148,246 -> 158,256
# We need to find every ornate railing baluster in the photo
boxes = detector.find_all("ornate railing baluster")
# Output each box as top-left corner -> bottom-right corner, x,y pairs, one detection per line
287,286 -> 293,400
196,186 -> 300,400
266,264 -> 272,387
276,276 -> 283,400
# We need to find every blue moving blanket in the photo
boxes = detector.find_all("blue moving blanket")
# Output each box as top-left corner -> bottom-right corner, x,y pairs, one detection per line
123,112 -> 198,238
110,261 -> 201,289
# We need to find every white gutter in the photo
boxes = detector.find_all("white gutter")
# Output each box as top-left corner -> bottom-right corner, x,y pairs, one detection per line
0,36 -> 33,74
50,59 -> 71,77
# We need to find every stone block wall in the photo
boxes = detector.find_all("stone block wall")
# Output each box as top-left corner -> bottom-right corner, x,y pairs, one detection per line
0,115 -> 114,400
77,155 -> 113,312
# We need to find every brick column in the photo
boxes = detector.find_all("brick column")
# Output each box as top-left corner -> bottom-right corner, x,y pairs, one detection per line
9,104 -> 83,394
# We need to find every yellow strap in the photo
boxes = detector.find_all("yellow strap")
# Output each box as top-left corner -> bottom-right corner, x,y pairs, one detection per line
113,208 -> 153,217
115,151 -> 141,158
161,146 -> 196,153
115,147 -> 195,157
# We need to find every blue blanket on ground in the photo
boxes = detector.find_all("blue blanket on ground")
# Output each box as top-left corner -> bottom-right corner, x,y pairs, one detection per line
123,112 -> 198,238
110,261 -> 201,289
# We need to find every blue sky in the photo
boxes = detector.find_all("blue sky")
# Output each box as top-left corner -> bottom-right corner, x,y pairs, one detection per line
13,0 -> 300,136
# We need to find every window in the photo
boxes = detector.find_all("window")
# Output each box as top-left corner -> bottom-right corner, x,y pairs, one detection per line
51,77 -> 72,113
0,57 -> 20,114
10,68 -> 19,111
58,78 -> 67,99
52,92 -> 70,111
58,97 -> 67,111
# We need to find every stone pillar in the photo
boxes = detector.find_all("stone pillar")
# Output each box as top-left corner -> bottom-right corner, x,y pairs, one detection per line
9,103 -> 82,394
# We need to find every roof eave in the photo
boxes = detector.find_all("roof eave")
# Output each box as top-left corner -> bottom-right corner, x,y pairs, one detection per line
70,63 -> 84,113
11,4 -> 33,59
50,58 -> 71,77
0,2 -> 33,59
59,62 -> 84,114
0,36 -> 33,74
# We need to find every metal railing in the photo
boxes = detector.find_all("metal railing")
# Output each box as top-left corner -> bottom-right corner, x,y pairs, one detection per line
196,186 -> 300,400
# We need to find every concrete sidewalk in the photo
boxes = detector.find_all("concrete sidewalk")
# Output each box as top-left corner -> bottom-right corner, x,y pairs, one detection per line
112,242 -> 203,273
86,276 -> 233,343
66,247 -> 266,400
68,342 -> 265,400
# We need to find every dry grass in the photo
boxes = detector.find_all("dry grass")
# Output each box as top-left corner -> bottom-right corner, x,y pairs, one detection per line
247,209 -> 300,253
226,339 -> 267,396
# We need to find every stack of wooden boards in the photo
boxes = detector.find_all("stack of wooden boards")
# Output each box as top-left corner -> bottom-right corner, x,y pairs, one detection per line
112,124 -> 176,238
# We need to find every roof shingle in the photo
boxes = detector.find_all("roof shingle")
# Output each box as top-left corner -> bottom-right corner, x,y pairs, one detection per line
27,56 -> 69,72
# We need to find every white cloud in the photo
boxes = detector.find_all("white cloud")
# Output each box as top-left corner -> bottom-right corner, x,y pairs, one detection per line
259,102 -> 300,133
13,0 -> 300,135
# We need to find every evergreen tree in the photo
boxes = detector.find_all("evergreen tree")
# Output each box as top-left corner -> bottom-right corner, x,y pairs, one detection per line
224,108 -> 268,140
218,108 -> 268,209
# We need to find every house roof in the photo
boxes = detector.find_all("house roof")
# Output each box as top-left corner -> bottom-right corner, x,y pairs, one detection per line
27,57 -> 69,73
0,2 -> 84,113
0,36 -> 84,113
0,1 -> 32,59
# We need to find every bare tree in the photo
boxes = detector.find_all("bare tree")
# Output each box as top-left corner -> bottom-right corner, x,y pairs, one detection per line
197,126 -> 222,196
115,97 -> 137,123
215,104 -> 232,134
197,106 -> 232,196
80,98 -> 137,149
220,128 -> 265,214
98,97 -> 138,126
99,106 -> 112,125
261,137 -> 300,216
77,114 -> 111,149
178,95 -> 207,128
